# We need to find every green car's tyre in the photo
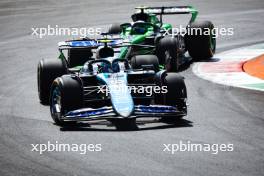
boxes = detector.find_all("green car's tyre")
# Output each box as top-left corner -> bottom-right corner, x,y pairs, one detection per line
108,23 -> 121,34
50,76 -> 83,126
131,55 -> 159,72
156,37 -> 180,72
185,21 -> 216,61
37,59 -> 67,105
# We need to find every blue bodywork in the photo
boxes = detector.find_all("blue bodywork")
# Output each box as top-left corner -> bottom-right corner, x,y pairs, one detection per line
63,71 -> 185,120
56,40 -> 186,121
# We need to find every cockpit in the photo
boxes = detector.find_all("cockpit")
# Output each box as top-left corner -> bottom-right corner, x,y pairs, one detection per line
130,21 -> 159,35
81,58 -> 130,74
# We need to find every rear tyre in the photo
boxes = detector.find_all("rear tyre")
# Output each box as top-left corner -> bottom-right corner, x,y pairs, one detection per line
37,59 -> 67,104
68,48 -> 93,68
108,23 -> 121,34
185,21 -> 216,61
131,55 -> 159,72
50,76 -> 83,126
156,37 -> 180,72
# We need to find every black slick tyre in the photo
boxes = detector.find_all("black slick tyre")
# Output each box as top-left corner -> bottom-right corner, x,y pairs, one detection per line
185,21 -> 216,60
37,59 -> 67,104
156,37 -> 180,72
131,55 -> 159,72
50,75 -> 83,126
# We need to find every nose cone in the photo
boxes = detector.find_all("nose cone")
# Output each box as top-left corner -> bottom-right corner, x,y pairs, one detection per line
97,72 -> 134,118
108,76 -> 134,117
115,104 -> 134,117
111,93 -> 134,117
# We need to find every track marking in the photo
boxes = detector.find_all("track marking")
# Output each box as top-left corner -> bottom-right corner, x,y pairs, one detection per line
192,43 -> 264,91
243,54 -> 264,80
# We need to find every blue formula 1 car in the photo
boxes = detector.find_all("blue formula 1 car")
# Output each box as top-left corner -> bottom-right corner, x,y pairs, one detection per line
41,40 -> 187,130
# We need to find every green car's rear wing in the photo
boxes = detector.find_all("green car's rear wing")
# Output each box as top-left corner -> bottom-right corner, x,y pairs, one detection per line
135,6 -> 198,23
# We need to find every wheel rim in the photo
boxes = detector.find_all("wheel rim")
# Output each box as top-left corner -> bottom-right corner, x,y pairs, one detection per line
51,86 -> 62,117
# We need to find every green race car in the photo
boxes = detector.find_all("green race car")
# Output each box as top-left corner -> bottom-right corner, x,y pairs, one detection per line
107,6 -> 216,71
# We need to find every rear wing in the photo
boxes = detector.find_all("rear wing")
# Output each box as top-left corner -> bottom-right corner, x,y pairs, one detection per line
57,38 -> 155,67
58,39 -> 123,49
136,6 -> 198,23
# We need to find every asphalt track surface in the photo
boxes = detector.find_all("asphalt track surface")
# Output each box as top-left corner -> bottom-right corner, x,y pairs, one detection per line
0,0 -> 264,176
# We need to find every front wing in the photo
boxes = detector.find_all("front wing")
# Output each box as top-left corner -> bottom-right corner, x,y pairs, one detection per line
61,105 -> 186,121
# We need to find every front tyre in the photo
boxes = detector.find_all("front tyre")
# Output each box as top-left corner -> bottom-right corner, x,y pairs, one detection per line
50,76 -> 83,126
155,72 -> 187,123
156,37 -> 180,72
